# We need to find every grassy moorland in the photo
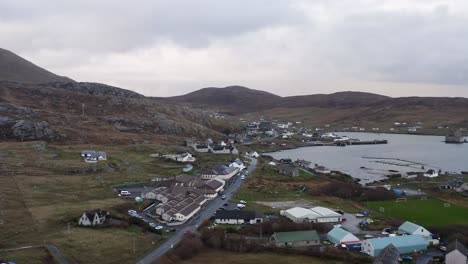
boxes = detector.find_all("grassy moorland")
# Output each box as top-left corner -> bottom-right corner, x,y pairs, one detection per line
0,141 -> 237,263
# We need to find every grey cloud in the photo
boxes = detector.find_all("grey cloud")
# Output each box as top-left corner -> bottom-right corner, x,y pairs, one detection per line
0,0 -> 468,97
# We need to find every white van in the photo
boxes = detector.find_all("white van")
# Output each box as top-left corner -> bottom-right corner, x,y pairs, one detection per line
120,190 -> 131,196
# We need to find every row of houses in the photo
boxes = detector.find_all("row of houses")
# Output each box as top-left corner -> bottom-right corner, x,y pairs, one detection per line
201,158 -> 245,180
185,138 -> 239,154
142,175 -> 226,224
156,152 -> 196,163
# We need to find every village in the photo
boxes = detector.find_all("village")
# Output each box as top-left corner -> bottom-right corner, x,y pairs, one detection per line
61,116 -> 468,264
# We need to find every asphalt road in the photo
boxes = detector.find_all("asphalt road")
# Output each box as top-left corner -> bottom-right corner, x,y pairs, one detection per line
136,156 -> 257,264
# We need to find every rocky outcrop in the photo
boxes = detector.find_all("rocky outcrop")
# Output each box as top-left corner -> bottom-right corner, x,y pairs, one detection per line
0,102 -> 58,141
39,82 -> 144,98
11,120 -> 57,141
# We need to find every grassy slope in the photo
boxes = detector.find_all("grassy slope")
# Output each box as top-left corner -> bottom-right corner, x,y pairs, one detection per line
0,141 -> 239,263
0,247 -> 57,264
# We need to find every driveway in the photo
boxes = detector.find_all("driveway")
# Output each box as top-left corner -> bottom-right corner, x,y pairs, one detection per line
136,156 -> 257,264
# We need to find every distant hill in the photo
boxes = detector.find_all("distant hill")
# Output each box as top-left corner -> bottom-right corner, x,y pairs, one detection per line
166,86 -> 390,113
164,86 -> 468,130
0,48 -> 73,83
167,86 -> 282,112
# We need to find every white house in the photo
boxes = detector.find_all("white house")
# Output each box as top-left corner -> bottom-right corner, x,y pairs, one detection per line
248,151 -> 260,158
201,165 -> 239,180
141,189 -> 158,200
229,158 -> 245,170
214,210 -> 263,225
398,221 -> 432,237
78,210 -> 108,226
446,240 -> 467,264
423,169 -> 439,178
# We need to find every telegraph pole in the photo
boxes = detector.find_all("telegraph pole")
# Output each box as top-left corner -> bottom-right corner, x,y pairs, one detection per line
82,103 -> 85,116
67,222 -> 71,240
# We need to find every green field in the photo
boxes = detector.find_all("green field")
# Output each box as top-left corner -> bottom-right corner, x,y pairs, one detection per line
368,198 -> 468,226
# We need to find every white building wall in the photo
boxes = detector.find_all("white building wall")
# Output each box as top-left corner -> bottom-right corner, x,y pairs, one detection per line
361,240 -> 375,257
410,228 -> 432,237
446,250 -> 467,264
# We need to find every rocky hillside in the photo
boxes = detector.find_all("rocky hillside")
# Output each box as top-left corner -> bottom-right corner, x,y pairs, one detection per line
0,81 -> 235,143
0,48 -> 73,83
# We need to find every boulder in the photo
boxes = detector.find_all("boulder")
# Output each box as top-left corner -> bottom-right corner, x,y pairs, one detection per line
11,120 -> 57,141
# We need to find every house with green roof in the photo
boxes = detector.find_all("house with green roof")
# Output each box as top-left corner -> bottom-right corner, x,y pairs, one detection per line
398,221 -> 431,237
270,230 -> 320,247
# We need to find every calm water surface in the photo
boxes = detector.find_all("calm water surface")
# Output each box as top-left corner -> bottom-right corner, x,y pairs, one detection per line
265,132 -> 468,184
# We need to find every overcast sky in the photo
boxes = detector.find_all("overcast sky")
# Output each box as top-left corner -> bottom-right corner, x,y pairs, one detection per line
1,0 -> 468,97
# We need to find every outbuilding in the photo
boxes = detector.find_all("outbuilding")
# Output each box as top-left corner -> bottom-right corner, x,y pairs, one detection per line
271,230 -> 320,247
214,210 -> 263,225
327,227 -> 360,245
361,235 -> 427,257
280,206 -> 342,223
398,221 -> 431,237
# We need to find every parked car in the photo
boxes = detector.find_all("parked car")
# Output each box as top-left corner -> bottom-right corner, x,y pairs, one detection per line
335,210 -> 345,215
237,203 -> 246,208
356,213 -> 365,218
241,176 -> 245,180
154,225 -> 163,230
333,224 -> 342,228
120,190 -> 131,196
149,223 -> 157,228
128,210 -> 137,215
223,203 -> 228,207
364,234 -> 374,239
221,195 -> 227,200
341,218 -> 347,222
439,246 -> 447,252
401,256 -> 413,262
239,200 -> 247,204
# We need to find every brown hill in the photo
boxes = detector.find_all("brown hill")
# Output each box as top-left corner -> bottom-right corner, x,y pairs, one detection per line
166,87 -> 390,113
166,86 -> 282,113
165,86 -> 468,130
0,48 -> 73,83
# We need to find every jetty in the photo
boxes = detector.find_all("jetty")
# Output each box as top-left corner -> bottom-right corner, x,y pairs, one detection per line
335,140 -> 388,146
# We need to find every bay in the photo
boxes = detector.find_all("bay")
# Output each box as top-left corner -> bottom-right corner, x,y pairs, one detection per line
265,132 -> 468,184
